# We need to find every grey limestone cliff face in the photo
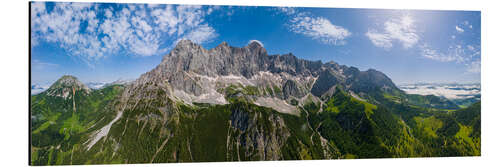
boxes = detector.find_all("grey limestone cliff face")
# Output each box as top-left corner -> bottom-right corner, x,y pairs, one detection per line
156,40 -> 326,84
122,39 -> 400,111
283,80 -> 306,99
160,40 -> 270,78
268,53 -> 323,77
311,69 -> 342,97
228,104 -> 290,160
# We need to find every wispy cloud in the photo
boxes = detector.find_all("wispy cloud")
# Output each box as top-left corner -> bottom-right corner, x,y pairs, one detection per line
278,7 -> 351,46
419,43 -> 481,73
366,15 -> 480,74
455,25 -> 464,33
277,7 -> 297,16
365,30 -> 393,49
466,60 -> 481,73
419,19 -> 480,67
177,24 -> 218,44
365,15 -> 419,49
248,40 -> 264,47
463,21 -> 473,29
31,2 -> 217,64
32,59 -> 59,70
420,44 -> 458,62
455,21 -> 474,34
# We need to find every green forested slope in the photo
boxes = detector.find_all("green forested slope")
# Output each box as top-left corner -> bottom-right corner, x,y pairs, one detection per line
31,83 -> 480,165
31,85 -> 125,165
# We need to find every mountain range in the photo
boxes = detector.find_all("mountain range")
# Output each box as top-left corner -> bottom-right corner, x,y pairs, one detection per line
30,40 -> 480,165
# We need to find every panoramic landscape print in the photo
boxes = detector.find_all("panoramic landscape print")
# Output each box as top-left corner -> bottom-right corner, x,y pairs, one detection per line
30,1 -> 481,165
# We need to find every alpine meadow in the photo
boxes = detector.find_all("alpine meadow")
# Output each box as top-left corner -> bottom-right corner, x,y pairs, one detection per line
30,2 -> 481,165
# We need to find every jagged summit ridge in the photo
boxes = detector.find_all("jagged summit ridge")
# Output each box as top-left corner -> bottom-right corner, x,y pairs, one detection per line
161,39 -> 333,78
125,40 -> 400,114
160,39 -> 270,78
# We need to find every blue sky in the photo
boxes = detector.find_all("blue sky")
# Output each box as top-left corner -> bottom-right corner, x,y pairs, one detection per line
30,2 -> 480,85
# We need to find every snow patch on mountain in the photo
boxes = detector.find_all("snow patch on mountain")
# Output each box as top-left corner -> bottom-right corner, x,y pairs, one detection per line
254,97 -> 299,115
173,89 -> 228,105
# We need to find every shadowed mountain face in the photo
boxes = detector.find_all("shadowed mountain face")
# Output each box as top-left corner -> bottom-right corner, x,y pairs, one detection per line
30,40 -> 479,165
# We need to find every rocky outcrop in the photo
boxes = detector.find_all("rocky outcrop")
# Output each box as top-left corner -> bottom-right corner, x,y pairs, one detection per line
346,68 -> 398,94
228,103 -> 290,160
311,69 -> 341,97
282,80 -> 305,99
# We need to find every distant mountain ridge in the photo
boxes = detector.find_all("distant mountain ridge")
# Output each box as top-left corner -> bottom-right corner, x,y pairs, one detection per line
31,78 -> 135,95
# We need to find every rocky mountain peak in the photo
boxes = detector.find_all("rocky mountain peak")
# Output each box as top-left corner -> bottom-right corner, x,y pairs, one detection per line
45,75 -> 90,98
176,39 -> 196,47
219,41 -> 229,47
52,75 -> 88,88
247,40 -> 264,47
212,41 -> 231,52
245,40 -> 266,54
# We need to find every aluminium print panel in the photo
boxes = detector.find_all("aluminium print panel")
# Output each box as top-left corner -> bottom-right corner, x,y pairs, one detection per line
30,1 -> 481,165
